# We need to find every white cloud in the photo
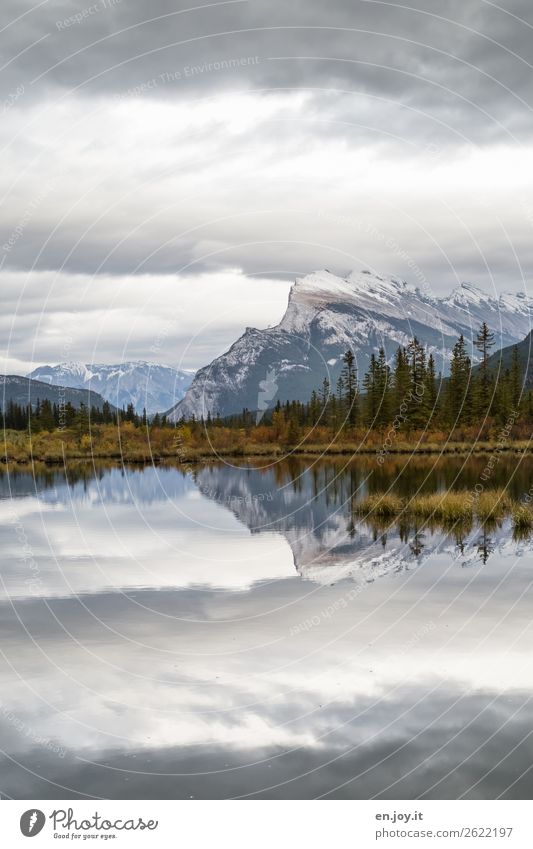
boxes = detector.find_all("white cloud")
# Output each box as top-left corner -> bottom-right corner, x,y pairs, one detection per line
0,268 -> 291,372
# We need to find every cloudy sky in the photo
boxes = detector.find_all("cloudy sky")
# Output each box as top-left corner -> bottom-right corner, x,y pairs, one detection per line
1,0 -> 533,373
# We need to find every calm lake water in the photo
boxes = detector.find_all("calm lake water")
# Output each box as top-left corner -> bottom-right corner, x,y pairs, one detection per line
1,456 -> 533,799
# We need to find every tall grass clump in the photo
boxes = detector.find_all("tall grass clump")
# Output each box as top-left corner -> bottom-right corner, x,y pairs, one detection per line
409,492 -> 473,524
473,489 -> 512,522
512,504 -> 533,533
353,493 -> 404,517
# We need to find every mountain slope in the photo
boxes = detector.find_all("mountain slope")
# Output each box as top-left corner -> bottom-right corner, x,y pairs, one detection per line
28,361 -> 194,416
0,375 -> 112,411
168,269 -> 532,420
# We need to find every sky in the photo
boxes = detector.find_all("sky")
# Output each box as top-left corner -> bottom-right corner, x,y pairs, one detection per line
1,0 -> 533,373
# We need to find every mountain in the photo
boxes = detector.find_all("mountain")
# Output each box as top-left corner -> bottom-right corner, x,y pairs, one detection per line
167,269 -> 533,420
0,375 -> 112,411
194,462 -> 516,584
28,361 -> 194,416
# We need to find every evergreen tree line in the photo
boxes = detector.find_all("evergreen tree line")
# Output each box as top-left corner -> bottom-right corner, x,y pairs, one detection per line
306,321 -> 531,431
3,322 -> 531,437
182,321 -> 532,434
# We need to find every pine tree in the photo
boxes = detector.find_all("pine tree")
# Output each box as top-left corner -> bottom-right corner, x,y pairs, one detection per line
362,354 -> 378,425
425,353 -> 438,421
510,345 -> 522,414
474,321 -> 495,418
340,350 -> 358,426
319,377 -> 330,425
286,415 -> 300,445
309,390 -> 321,425
75,402 -> 90,437
405,338 -> 427,429
447,335 -> 471,425
375,346 -> 391,426
393,346 -> 411,429
39,399 -> 55,431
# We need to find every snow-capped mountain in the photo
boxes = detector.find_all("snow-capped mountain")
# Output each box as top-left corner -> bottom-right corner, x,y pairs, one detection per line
28,361 -> 194,416
168,269 -> 533,420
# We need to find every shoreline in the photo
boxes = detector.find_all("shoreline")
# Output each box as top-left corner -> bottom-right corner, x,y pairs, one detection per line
2,439 -> 533,468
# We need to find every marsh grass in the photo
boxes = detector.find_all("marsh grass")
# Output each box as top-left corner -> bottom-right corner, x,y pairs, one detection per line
407,492 -> 473,523
352,493 -> 404,517
512,504 -> 533,532
473,489 -> 512,521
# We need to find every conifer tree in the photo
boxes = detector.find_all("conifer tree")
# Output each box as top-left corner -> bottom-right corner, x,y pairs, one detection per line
510,345 -> 522,414
393,346 -> 411,429
447,334 -> 471,425
474,321 -> 495,417
362,353 -> 378,425
425,353 -> 438,421
375,347 -> 391,426
340,351 -> 358,426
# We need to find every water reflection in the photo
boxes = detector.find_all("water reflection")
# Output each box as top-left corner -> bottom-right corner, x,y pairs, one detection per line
0,459 -> 532,799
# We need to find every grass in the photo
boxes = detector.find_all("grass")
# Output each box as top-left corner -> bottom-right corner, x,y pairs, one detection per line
354,489 -> 533,535
353,493 -> 404,517
408,492 -> 473,523
474,489 -> 512,521
512,504 -> 533,531
3,423 -> 533,466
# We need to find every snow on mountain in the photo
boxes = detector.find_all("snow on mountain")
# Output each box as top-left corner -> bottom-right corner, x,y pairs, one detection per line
168,269 -> 533,421
28,361 -> 194,416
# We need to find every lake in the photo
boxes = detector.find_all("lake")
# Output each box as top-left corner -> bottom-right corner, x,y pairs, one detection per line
1,455 -> 532,799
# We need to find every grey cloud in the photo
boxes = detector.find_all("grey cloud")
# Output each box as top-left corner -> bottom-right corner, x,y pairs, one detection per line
1,0 -> 532,364
1,0 -> 533,143
0,270 -> 292,371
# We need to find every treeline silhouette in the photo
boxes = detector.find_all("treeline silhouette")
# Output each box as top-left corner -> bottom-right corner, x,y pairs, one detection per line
3,323 -> 532,442
1,398 -> 169,432
178,322 -> 533,436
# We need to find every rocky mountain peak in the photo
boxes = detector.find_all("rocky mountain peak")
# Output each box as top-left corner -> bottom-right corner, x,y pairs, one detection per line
168,269 -> 533,421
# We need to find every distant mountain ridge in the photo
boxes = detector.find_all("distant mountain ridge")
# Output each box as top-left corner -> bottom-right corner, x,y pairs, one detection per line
477,330 -> 533,388
168,269 -> 533,421
28,361 -> 194,416
0,375 -> 112,411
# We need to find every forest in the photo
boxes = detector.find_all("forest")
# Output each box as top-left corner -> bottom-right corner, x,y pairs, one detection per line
2,322 -> 532,463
